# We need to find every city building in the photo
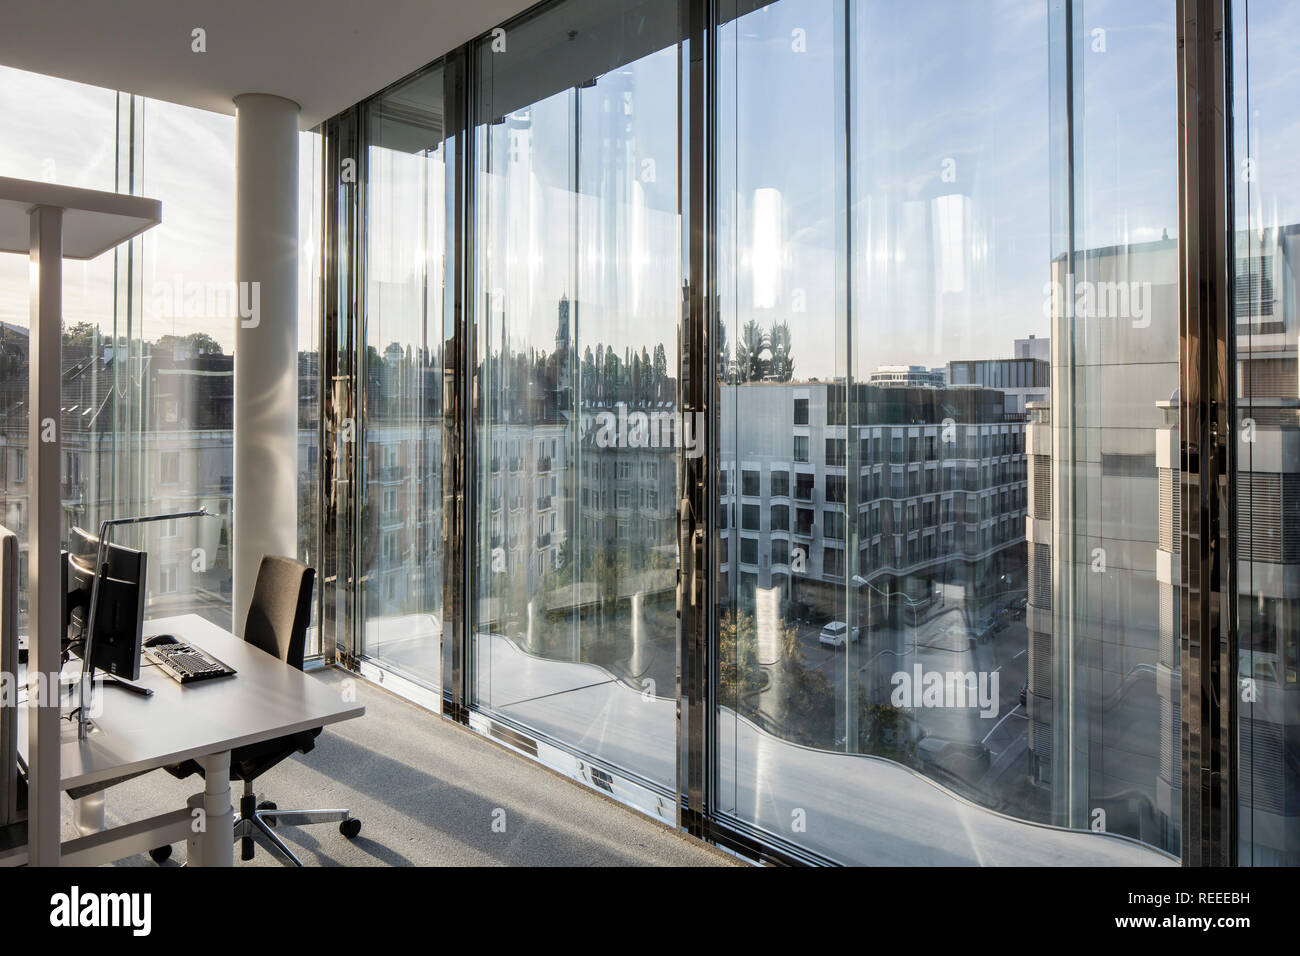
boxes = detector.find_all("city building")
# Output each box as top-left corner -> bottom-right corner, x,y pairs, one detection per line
0,0 -> 1290,880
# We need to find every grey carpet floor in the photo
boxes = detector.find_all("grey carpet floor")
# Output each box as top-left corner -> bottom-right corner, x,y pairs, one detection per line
61,667 -> 737,867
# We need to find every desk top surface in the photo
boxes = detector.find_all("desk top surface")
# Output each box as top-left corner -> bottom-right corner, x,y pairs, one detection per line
0,176 -> 162,259
20,615 -> 364,790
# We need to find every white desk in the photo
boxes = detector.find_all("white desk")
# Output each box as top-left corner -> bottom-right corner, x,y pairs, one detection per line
19,614 -> 363,866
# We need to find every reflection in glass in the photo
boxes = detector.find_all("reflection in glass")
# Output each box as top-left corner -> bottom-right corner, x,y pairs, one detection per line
360,69 -> 447,686
1232,0 -> 1300,866
714,0 -> 1179,863
471,0 -> 681,796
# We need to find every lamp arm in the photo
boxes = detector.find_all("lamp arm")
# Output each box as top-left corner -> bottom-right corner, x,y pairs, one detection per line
77,508 -> 213,740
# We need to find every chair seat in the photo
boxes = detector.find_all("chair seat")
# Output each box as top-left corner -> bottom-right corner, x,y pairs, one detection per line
165,727 -> 320,783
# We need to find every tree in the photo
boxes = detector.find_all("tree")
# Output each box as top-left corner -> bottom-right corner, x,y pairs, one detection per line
154,331 -> 225,356
652,343 -> 668,399
734,320 -> 769,383
768,321 -> 794,381
63,321 -> 101,351
858,690 -> 916,763
718,608 -> 836,746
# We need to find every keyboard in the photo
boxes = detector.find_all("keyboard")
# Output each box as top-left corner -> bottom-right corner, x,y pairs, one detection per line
146,642 -> 237,685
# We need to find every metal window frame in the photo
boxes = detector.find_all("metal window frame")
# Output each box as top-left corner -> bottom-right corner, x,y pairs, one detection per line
306,0 -> 1248,868
1176,0 -> 1238,867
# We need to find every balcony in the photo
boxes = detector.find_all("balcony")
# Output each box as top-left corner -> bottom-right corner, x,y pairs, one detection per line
60,479 -> 85,505
537,494 -> 553,511
536,532 -> 551,548
537,455 -> 552,472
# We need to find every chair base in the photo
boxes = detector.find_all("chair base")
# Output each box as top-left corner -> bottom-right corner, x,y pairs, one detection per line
152,782 -> 359,866
233,787 -> 357,866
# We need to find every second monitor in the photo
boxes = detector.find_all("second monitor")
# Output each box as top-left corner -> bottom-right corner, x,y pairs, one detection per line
63,533 -> 147,684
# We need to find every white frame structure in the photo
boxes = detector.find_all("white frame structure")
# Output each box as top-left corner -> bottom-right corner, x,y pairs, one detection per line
0,176 -> 161,866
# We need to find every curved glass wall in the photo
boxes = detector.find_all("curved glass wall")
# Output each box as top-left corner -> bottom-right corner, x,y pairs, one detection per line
359,67 -> 448,687
1232,0 -> 1300,867
470,0 -> 682,799
309,0 -> 1294,866
713,0 -> 1179,863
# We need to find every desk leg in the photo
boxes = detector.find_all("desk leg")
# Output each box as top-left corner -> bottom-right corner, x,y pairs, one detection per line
73,791 -> 106,835
187,751 -> 234,867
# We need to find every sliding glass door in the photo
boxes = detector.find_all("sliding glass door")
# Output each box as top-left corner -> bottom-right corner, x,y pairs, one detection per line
313,0 -> 1298,865
358,67 -> 448,687
1232,0 -> 1300,867
470,0 -> 682,802
713,0 -> 1180,864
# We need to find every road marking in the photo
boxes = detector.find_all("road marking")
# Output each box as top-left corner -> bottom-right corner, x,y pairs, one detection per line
981,703 -> 1025,744
1013,648 -> 1026,659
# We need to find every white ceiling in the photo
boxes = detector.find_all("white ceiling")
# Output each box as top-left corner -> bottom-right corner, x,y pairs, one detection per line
0,0 -> 534,128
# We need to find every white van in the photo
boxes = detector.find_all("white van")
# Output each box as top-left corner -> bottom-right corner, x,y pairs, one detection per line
819,620 -> 858,649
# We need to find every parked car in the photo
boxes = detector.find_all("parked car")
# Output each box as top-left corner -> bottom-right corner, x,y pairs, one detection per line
819,620 -> 859,649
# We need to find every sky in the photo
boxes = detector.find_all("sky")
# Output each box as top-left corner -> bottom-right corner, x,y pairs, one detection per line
0,65 -> 320,355
2,0 -> 1298,374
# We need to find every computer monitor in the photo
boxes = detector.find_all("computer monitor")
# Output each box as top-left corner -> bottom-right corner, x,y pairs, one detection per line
62,535 -> 147,684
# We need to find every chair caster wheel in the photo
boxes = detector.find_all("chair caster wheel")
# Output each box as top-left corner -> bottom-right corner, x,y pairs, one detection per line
340,818 -> 361,839
258,801 -> 278,826
149,845 -> 172,864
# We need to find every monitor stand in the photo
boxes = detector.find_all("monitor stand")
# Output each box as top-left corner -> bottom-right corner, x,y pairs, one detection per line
99,674 -> 152,698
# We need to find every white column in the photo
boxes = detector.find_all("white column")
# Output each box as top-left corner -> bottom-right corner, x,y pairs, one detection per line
233,93 -> 300,633
27,205 -> 62,865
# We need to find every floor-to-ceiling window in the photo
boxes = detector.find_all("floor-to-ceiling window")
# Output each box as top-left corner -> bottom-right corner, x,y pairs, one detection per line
470,0 -> 682,802
1232,0 -> 1300,867
1,67 -> 325,654
359,67 -> 448,687
308,0 -> 1292,866
0,68 -> 117,636
711,0 -> 1181,864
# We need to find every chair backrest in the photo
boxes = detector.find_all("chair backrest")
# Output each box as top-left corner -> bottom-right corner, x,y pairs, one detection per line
243,555 -> 315,671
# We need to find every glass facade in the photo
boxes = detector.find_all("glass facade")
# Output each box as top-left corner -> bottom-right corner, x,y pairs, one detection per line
359,67 -> 447,686
1232,0 -> 1300,866
470,0 -> 682,799
4,0 -> 1296,867
302,0 -> 1299,865
0,69 -> 325,649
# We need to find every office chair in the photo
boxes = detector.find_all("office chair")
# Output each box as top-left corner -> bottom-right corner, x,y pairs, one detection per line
157,556 -> 361,866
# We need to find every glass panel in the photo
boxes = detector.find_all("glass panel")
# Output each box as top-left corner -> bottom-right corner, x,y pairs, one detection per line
299,128 -> 324,656
360,68 -> 447,686
715,0 -> 1178,863
0,68 -> 118,637
1232,0 -> 1300,866
1050,0 -> 1180,856
472,0 -> 681,797
124,99 -> 237,627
